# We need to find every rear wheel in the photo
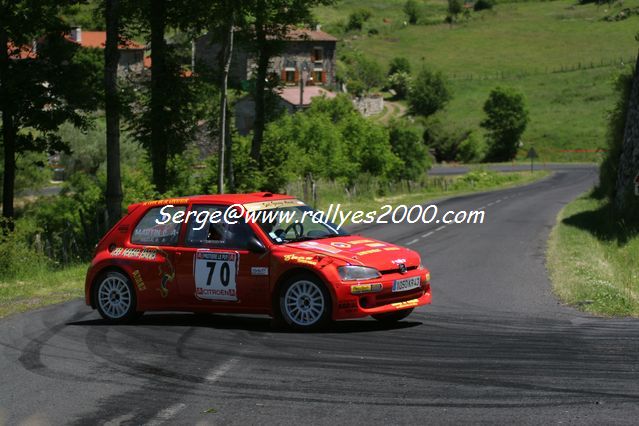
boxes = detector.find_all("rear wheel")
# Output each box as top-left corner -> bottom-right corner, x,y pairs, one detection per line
279,274 -> 331,331
372,308 -> 414,323
94,271 -> 141,323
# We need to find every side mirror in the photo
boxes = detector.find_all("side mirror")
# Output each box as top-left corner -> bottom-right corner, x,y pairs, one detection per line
247,236 -> 267,254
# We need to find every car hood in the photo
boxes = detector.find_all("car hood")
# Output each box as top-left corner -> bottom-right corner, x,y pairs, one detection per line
284,235 -> 421,271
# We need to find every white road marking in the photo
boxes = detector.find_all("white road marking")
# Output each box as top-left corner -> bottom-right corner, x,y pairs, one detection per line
143,403 -> 186,426
495,199 -> 502,204
421,231 -> 434,238
406,238 -> 419,246
105,413 -> 136,426
487,202 -> 494,206
435,226 -> 446,232
206,356 -> 240,382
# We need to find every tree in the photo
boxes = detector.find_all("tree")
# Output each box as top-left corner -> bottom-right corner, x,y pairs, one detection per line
387,71 -> 411,99
408,67 -> 451,117
481,87 -> 529,162
388,56 -> 411,76
344,52 -> 384,96
447,0 -> 463,25
403,0 -> 420,25
244,0 -> 334,165
0,0 -> 100,223
389,120 -> 431,181
105,0 -> 123,227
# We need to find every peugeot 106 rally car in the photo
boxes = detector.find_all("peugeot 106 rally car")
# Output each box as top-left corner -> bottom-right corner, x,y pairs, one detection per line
85,193 -> 431,330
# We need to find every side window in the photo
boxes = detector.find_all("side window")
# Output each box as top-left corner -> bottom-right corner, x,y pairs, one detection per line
131,205 -> 185,246
185,205 -> 256,250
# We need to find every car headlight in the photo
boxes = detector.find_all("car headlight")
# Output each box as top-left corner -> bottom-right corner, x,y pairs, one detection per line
338,265 -> 381,281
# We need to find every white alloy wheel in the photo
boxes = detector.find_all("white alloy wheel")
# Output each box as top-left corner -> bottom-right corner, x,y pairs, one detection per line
97,274 -> 133,320
283,279 -> 327,327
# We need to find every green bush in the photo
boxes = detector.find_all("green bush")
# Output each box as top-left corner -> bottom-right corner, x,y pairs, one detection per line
346,9 -> 372,31
474,0 -> 494,11
387,71 -> 412,99
389,120 -> 432,181
403,0 -> 421,25
0,217 -> 52,280
388,57 -> 412,76
408,67 -> 451,117
481,87 -> 529,162
457,132 -> 487,163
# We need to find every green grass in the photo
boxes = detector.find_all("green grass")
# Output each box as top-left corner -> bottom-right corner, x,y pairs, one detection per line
0,264 -> 86,319
547,194 -> 639,316
315,0 -> 639,161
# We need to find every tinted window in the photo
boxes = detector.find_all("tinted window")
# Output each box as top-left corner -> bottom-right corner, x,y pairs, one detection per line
131,206 -> 185,246
185,205 -> 256,250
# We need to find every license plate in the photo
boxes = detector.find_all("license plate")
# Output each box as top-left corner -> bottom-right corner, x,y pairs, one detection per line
392,276 -> 421,292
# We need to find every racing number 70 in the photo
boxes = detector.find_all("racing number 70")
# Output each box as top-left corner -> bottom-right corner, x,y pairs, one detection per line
205,261 -> 230,287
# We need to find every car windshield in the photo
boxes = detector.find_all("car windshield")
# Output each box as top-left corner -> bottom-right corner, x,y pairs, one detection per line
250,204 -> 349,244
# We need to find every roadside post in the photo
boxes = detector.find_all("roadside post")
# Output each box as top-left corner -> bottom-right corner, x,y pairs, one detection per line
526,148 -> 538,173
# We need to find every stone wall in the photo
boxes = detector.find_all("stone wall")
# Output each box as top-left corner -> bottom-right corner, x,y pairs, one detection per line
352,95 -> 384,117
615,51 -> 639,208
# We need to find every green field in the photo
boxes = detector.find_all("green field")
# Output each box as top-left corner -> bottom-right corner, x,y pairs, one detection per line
315,0 -> 639,161
548,194 -> 639,316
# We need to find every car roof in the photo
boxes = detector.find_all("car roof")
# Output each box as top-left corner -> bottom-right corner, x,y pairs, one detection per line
127,192 -> 296,213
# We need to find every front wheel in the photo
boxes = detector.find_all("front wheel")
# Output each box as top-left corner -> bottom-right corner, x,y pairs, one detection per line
94,271 -> 141,323
372,308 -> 414,323
279,274 -> 331,331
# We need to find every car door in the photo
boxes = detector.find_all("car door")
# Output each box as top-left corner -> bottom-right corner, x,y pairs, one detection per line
175,204 -> 271,312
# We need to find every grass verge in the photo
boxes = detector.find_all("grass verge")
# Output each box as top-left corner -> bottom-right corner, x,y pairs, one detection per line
0,169 -> 549,319
0,264 -> 86,319
547,194 -> 639,316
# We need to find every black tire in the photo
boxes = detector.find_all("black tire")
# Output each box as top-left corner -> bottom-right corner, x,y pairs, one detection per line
279,273 -> 332,331
94,271 -> 142,323
372,308 -> 414,323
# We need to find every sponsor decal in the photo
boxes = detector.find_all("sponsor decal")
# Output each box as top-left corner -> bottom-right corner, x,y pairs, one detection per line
391,258 -> 407,265
350,283 -> 383,294
251,267 -> 269,276
356,248 -> 382,256
283,253 -> 318,266
391,299 -> 419,309
111,247 -> 158,260
365,242 -> 386,248
132,270 -> 146,291
243,199 -> 305,212
383,247 -> 400,252
155,248 -> 175,298
297,241 -> 342,254
349,239 -> 373,244
330,242 -> 351,249
142,198 -> 190,206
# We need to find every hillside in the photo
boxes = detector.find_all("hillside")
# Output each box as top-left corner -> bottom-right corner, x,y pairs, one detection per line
315,0 -> 639,161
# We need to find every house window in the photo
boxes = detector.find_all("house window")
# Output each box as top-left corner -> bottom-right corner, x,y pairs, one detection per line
312,47 -> 323,63
285,70 -> 296,83
313,71 -> 324,84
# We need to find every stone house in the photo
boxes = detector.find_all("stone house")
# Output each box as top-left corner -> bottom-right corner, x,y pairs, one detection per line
195,26 -> 338,89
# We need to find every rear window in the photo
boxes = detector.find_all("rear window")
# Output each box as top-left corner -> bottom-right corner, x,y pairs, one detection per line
131,206 -> 186,246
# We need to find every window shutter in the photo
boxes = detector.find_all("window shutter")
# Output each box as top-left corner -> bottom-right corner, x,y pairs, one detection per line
322,71 -> 327,84
281,68 -> 286,82
294,68 -> 299,83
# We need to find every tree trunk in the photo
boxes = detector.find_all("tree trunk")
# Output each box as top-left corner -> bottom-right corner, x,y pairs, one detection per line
0,30 -> 16,226
150,0 -> 168,194
250,3 -> 269,164
218,10 -> 234,194
105,0 -> 123,227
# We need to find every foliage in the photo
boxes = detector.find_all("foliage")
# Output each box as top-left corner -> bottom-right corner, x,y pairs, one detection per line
473,0 -> 494,11
408,67 -> 451,117
403,0 -> 421,24
387,71 -> 412,99
388,120 -> 431,181
423,120 -> 472,162
456,131 -> 487,163
346,8 -> 372,31
481,87 -> 529,162
342,51 -> 385,96
388,57 -> 412,76
447,0 -> 463,22
596,70 -> 634,202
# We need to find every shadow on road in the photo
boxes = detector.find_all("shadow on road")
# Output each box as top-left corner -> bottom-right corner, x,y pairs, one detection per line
67,312 -> 422,334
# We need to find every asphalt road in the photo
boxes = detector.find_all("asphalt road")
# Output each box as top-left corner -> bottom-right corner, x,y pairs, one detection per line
3,165 -> 639,425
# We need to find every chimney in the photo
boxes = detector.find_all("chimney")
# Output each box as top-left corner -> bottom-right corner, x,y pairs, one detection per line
70,26 -> 82,43
315,24 -> 322,32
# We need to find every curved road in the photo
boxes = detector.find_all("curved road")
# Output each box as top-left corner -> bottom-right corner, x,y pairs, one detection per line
2,165 -> 639,425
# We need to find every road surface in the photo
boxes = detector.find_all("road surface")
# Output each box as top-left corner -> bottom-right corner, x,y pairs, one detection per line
2,165 -> 639,425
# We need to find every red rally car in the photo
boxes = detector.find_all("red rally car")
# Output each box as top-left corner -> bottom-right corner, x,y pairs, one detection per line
85,193 -> 431,330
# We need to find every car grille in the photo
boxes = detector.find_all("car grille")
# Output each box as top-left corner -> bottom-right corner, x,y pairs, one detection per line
379,265 -> 419,275
360,287 -> 424,309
